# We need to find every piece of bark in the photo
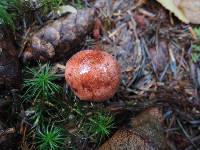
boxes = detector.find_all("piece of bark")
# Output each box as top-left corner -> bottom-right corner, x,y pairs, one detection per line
0,29 -> 21,92
22,0 -> 107,62
98,107 -> 167,150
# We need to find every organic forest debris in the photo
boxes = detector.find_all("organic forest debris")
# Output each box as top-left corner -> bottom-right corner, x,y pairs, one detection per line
0,28 -> 21,92
0,0 -> 200,149
97,1 -> 200,149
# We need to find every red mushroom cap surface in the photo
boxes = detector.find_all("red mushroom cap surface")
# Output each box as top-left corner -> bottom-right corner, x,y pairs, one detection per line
65,50 -> 120,102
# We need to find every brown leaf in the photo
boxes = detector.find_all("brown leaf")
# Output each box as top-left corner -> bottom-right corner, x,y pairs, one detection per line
174,0 -> 200,24
149,41 -> 169,72
22,8 -> 95,62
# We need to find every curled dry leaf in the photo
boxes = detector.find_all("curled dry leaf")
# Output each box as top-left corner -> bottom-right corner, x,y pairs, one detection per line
22,0 -> 107,62
156,0 -> 200,24
55,5 -> 77,15
98,107 -> 166,150
22,8 -> 95,62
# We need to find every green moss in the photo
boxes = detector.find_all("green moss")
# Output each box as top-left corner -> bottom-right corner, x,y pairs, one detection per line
0,0 -> 21,30
192,27 -> 200,63
35,125 -> 66,150
42,0 -> 64,13
74,0 -> 84,9
192,44 -> 200,63
23,63 -> 61,102
80,111 -> 115,143
194,27 -> 200,39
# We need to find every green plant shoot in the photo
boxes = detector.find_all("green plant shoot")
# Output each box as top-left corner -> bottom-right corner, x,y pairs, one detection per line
23,63 -> 60,102
35,125 -> 66,150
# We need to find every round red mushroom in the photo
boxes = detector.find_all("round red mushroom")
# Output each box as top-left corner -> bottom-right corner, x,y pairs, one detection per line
65,50 -> 120,102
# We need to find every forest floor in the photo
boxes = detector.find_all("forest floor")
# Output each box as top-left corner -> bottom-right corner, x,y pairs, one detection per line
0,0 -> 199,150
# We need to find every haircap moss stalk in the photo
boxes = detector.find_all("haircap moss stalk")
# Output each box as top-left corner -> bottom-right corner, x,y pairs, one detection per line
75,0 -> 84,9
0,0 -> 22,30
191,44 -> 200,63
23,63 -> 61,102
194,27 -> 200,40
35,125 -> 66,150
42,0 -> 64,13
192,27 -> 200,63
80,111 -> 115,144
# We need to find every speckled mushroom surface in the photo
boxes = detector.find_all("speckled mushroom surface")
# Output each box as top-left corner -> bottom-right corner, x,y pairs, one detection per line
65,50 -> 121,102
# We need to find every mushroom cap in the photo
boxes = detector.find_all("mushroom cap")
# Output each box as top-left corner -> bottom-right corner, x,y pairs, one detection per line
65,50 -> 120,102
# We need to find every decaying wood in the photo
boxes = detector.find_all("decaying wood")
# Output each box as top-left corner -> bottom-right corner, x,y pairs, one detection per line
0,29 -> 21,92
99,107 -> 167,150
22,0 -> 107,62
